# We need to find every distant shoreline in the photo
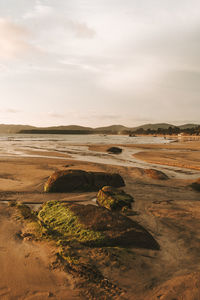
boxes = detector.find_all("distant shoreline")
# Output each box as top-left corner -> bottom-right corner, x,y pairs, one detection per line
19,129 -> 94,135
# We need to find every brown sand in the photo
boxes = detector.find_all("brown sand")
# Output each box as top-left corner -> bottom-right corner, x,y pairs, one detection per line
0,140 -> 200,299
131,140 -> 200,171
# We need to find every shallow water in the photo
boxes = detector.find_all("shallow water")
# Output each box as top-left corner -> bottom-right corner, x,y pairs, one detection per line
0,134 -> 171,158
0,134 -> 199,180
0,133 -> 172,143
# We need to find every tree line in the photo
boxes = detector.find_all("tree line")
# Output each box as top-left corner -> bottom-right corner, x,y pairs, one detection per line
124,126 -> 200,136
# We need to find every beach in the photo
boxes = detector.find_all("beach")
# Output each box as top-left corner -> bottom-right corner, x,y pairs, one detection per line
0,136 -> 200,299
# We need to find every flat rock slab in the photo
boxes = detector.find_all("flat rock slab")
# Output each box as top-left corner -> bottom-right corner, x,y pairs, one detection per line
44,169 -> 125,193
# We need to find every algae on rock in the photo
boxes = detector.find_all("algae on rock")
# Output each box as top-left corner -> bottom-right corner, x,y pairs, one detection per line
97,186 -> 134,211
38,201 -> 105,246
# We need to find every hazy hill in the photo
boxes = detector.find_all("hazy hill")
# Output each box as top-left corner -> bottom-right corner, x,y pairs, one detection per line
0,124 -> 92,134
94,125 -> 130,132
131,123 -> 176,131
42,125 -> 93,131
0,124 -> 36,134
0,123 -> 199,134
179,124 -> 199,129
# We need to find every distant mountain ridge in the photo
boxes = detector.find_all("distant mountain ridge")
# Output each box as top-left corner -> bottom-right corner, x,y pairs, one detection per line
94,125 -> 129,132
130,123 -> 177,131
0,124 -> 36,134
0,123 -> 199,134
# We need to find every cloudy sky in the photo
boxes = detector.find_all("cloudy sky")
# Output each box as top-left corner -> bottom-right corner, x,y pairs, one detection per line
0,0 -> 199,127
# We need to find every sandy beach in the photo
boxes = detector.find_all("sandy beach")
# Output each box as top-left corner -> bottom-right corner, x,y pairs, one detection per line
0,139 -> 200,299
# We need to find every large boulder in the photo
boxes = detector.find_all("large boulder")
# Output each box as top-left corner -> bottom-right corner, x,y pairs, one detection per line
191,178 -> 200,191
44,169 -> 125,193
97,186 -> 134,211
107,147 -> 122,154
38,201 -> 159,249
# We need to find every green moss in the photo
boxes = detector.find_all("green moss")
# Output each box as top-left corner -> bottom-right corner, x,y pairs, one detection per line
97,187 -> 134,211
58,247 -> 79,264
22,220 -> 44,239
38,201 -> 105,246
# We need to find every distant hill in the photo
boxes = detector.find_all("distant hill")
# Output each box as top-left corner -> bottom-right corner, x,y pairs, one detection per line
20,129 -> 93,135
0,124 -> 36,134
0,124 -> 92,134
131,123 -> 176,131
94,125 -> 130,133
0,123 -> 199,134
43,125 -> 93,131
178,124 -> 199,129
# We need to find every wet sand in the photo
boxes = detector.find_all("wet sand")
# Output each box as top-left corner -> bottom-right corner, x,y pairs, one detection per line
0,140 -> 200,299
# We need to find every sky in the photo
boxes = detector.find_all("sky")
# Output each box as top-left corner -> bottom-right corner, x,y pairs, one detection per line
0,0 -> 200,127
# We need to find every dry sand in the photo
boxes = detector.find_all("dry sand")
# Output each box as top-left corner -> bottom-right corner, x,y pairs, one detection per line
0,140 -> 200,299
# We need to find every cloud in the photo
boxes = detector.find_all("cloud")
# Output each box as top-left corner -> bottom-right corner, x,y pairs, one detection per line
23,2 -> 53,19
0,108 -> 20,113
6,108 -> 20,113
23,2 -> 95,39
66,20 -> 95,39
0,18 -> 33,60
59,59 -> 100,72
47,112 -> 65,119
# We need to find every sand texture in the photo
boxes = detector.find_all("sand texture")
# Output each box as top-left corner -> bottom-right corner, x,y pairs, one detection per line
0,139 -> 200,299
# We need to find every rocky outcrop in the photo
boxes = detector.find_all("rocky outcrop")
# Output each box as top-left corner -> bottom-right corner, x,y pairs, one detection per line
44,169 -> 125,193
38,201 -> 159,249
191,178 -> 200,191
107,147 -> 122,154
144,168 -> 169,180
130,168 -> 168,180
97,186 -> 134,211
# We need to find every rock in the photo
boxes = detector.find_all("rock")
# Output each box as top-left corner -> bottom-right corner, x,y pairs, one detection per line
44,169 -> 125,193
129,167 -> 168,180
107,147 -> 122,154
16,202 -> 33,219
97,186 -> 134,211
38,201 -> 159,250
191,178 -> 200,191
144,169 -> 168,180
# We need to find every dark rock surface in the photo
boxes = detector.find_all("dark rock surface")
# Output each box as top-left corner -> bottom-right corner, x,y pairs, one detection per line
70,203 -> 159,249
44,169 -> 125,193
39,200 -> 159,250
191,178 -> 200,191
107,147 -> 122,154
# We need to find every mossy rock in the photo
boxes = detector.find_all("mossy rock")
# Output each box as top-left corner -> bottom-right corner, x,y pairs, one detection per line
191,178 -> 200,191
38,201 -> 159,250
44,169 -> 125,193
107,147 -> 122,154
97,186 -> 134,211
38,201 -> 105,246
